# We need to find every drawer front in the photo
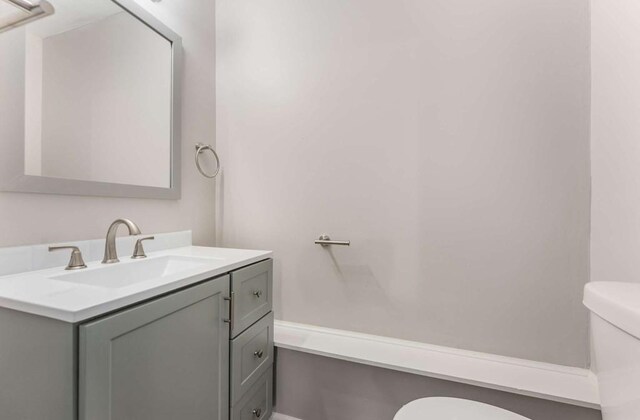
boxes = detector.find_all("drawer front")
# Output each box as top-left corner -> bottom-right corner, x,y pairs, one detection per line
231,312 -> 274,404
231,367 -> 273,420
231,259 -> 272,337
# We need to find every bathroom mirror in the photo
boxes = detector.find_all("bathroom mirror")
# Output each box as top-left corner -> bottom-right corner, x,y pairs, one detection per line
0,0 -> 181,199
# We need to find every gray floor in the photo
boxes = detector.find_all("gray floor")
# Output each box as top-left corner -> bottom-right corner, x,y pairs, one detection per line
274,348 -> 602,420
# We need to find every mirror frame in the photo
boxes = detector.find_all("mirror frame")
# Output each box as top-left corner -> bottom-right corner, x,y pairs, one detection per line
0,0 -> 182,199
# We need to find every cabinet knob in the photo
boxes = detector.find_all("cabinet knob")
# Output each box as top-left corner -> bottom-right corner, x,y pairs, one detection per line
252,408 -> 262,417
254,349 -> 264,358
253,290 -> 263,298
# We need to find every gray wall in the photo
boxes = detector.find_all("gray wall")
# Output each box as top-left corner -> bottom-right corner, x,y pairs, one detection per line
216,0 -> 591,367
274,349 -> 602,420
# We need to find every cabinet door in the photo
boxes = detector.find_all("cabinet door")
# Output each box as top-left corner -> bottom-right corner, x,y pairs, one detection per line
79,277 -> 230,420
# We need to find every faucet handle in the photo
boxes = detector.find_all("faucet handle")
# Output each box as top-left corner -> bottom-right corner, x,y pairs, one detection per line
132,236 -> 155,259
49,246 -> 87,270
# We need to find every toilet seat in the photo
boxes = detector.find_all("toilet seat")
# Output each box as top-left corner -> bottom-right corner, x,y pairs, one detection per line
394,397 -> 530,420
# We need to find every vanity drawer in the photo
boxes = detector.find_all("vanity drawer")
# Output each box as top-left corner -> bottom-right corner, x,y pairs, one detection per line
231,367 -> 273,420
231,259 -> 272,337
231,312 -> 274,404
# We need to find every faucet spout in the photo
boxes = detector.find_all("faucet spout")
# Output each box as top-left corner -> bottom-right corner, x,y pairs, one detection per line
102,219 -> 142,264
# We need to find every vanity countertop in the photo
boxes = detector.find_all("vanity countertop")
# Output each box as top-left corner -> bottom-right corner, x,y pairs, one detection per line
0,246 -> 272,323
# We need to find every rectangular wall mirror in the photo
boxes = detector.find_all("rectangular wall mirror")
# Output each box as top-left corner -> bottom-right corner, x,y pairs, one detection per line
0,0 -> 181,199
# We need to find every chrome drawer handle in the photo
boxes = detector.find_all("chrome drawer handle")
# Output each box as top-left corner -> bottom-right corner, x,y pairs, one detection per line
252,408 -> 262,417
224,293 -> 234,331
254,349 -> 264,358
253,290 -> 263,298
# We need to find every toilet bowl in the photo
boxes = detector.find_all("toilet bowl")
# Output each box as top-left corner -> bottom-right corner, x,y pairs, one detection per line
394,397 -> 529,420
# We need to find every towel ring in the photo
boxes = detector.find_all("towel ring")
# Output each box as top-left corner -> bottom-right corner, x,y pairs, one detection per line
195,143 -> 221,178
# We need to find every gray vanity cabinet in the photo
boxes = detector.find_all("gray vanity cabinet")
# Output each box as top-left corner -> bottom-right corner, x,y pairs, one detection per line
79,278 -> 230,420
0,258 -> 274,420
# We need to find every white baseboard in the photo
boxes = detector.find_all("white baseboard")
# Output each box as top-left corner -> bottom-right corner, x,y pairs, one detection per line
271,413 -> 303,420
274,320 -> 600,410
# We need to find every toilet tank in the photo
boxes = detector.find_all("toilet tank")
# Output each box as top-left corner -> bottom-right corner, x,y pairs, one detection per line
584,282 -> 640,420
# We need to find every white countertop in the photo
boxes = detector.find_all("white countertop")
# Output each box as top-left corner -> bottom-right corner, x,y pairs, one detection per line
0,246 -> 272,323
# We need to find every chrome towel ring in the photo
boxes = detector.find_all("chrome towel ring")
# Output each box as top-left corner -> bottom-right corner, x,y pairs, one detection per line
195,143 -> 221,178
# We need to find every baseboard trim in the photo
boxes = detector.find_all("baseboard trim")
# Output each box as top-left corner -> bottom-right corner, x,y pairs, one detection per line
271,413 -> 303,420
274,320 -> 600,410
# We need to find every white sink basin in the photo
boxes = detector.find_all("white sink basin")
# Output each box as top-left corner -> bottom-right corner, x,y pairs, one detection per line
50,256 -> 211,289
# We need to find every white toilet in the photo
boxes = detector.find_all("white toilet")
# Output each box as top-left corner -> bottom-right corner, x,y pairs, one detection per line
395,281 -> 640,420
584,281 -> 640,420
394,397 -> 528,420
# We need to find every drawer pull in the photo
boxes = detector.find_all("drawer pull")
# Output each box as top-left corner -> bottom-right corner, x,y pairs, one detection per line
252,408 -> 262,417
224,292 -> 234,331
254,349 -> 264,358
253,290 -> 263,298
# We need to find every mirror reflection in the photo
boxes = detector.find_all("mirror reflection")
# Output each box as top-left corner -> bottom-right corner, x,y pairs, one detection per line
2,0 -> 173,188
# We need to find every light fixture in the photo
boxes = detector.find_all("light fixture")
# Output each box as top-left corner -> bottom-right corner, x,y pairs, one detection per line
0,0 -> 54,34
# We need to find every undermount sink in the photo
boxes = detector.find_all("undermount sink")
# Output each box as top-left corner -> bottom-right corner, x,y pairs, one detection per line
50,256 -> 211,289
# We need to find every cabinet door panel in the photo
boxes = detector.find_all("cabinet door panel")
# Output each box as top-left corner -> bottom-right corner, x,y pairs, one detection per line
230,312 -> 274,403
79,277 -> 230,420
231,259 -> 272,337
231,367 -> 273,420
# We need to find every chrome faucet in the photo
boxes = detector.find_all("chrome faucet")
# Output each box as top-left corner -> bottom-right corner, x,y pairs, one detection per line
102,219 -> 142,264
